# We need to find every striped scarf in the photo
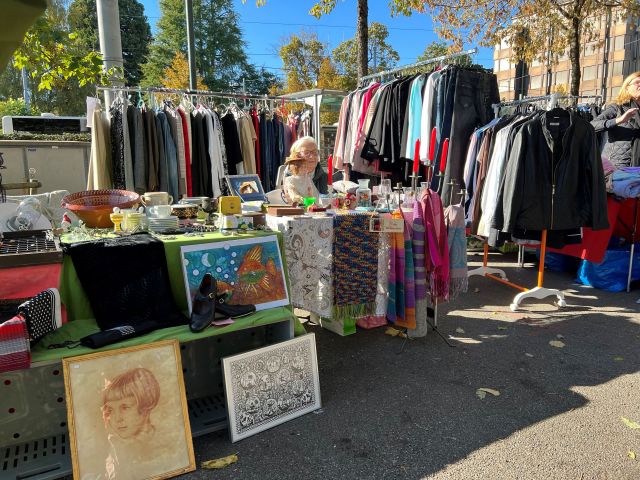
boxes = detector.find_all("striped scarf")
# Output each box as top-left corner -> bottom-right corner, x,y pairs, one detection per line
445,204 -> 468,299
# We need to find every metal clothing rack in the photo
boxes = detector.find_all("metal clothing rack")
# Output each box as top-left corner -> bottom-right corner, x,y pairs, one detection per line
492,93 -> 603,118
469,94 -> 573,311
359,48 -> 478,84
96,85 -> 309,109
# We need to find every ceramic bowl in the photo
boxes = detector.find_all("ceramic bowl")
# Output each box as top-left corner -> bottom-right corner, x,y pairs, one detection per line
62,189 -> 140,228
171,203 -> 199,219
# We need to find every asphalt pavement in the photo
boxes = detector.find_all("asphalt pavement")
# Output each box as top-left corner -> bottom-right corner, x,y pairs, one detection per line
184,251 -> 640,480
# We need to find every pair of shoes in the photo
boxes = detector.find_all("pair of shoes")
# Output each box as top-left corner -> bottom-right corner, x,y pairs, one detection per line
189,274 -> 256,333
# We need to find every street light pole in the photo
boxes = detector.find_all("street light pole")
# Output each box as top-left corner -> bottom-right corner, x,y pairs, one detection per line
185,0 -> 197,90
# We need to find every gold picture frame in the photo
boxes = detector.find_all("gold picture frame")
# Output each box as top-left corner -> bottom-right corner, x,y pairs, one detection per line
62,340 -> 195,480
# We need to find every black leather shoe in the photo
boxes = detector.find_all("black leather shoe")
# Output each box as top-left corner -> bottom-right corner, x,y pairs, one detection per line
190,274 -> 217,332
215,293 -> 255,320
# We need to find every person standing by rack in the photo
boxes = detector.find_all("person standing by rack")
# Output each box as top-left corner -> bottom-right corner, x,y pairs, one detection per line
592,71 -> 640,168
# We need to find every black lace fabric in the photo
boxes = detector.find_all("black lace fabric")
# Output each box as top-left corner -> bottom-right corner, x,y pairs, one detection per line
64,234 -> 188,331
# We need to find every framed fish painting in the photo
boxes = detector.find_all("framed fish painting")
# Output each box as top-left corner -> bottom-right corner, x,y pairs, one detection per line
180,235 -> 290,314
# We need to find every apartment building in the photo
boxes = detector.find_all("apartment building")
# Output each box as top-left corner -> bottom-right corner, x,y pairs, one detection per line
494,13 -> 640,103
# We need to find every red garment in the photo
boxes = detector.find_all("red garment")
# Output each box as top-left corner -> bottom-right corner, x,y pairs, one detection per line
613,197 -> 640,240
357,82 -> 380,138
251,109 -> 261,178
549,196 -> 621,263
178,108 -> 193,196
0,316 -> 30,373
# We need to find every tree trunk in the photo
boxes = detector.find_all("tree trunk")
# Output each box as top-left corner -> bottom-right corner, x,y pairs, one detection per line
356,0 -> 368,80
568,17 -> 581,96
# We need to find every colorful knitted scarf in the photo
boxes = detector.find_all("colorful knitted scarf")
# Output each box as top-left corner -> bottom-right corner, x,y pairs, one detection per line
445,204 -> 468,299
417,190 -> 450,302
332,213 -> 378,321
396,209 -> 416,329
386,210 -> 405,324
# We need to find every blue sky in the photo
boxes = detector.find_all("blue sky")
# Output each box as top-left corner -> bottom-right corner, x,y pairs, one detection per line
140,0 -> 494,77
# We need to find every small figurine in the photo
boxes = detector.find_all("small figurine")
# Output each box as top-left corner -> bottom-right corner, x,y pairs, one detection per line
283,136 -> 320,205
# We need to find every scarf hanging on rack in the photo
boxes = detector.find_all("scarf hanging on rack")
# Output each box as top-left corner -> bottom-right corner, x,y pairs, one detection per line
386,211 -> 405,324
332,213 -> 378,321
445,203 -> 468,299
418,190 -> 450,302
395,209 -> 416,329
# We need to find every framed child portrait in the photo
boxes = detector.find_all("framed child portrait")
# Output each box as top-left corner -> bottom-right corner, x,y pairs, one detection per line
62,340 -> 195,480
226,174 -> 267,202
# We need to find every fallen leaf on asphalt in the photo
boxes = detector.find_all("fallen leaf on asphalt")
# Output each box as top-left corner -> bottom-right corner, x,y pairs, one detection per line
456,327 -> 465,334
556,334 -> 564,339
549,340 -> 565,348
614,356 -> 624,361
201,454 -> 238,469
525,353 -> 534,358
385,327 -> 401,337
628,451 -> 636,460
385,327 -> 407,338
476,388 -> 500,399
621,417 -> 640,429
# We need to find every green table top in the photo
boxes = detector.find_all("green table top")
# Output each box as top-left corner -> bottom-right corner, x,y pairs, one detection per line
33,307 -> 297,364
47,231 -> 304,365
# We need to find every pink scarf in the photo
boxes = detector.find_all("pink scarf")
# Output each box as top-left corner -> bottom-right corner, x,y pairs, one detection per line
417,190 -> 450,302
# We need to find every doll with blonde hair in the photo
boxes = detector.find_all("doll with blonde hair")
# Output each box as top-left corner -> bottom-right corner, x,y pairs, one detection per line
283,136 -> 320,204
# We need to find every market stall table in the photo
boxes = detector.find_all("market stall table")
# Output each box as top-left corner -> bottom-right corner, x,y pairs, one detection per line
1,230 -> 303,480
267,213 -> 391,336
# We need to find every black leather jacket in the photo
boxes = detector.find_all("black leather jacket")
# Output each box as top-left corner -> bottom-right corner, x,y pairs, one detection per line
492,109 -> 609,232
591,101 -> 640,168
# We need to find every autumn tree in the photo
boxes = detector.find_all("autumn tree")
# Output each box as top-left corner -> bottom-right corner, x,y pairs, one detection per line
162,52 -> 207,90
332,22 -> 399,90
143,0 -> 254,92
278,32 -> 329,93
391,0 -> 640,96
247,0 -> 370,81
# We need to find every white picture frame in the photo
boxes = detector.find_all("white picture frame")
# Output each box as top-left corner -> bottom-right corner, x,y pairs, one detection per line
222,333 -> 321,442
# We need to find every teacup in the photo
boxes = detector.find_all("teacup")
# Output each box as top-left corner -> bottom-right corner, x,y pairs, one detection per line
141,192 -> 173,207
148,205 -> 172,218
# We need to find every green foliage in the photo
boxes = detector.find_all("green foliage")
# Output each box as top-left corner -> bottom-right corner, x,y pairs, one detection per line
332,22 -> 399,89
0,98 -> 40,118
241,65 -> 282,95
12,7 -> 113,92
0,132 -> 91,142
67,0 -> 152,86
143,0 -> 251,92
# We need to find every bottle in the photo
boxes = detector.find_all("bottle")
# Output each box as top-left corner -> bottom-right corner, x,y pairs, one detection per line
356,179 -> 372,208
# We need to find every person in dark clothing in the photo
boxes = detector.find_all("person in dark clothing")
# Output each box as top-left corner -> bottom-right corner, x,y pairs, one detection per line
592,71 -> 640,168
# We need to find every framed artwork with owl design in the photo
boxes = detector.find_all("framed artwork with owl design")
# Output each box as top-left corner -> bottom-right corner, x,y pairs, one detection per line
222,333 -> 321,442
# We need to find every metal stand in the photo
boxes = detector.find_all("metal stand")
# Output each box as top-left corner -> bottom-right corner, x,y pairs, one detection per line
509,230 -> 566,311
468,232 -> 566,311
627,198 -> 639,293
467,243 -> 509,280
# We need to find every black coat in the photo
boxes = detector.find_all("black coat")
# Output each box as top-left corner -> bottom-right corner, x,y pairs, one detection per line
591,101 -> 640,168
492,109 -> 609,232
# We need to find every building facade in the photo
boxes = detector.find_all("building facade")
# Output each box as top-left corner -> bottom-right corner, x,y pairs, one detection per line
494,13 -> 640,103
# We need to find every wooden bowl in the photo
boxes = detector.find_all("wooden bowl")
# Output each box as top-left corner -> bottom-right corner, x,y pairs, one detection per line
62,189 -> 140,228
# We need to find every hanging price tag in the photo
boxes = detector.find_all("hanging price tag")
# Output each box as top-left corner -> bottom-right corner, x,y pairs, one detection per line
369,216 -> 404,233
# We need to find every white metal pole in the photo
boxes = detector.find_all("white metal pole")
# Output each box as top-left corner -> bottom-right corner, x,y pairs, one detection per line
96,0 -> 124,106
